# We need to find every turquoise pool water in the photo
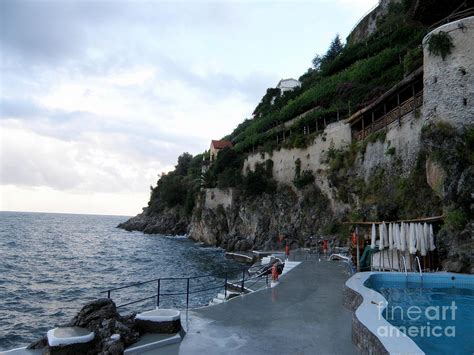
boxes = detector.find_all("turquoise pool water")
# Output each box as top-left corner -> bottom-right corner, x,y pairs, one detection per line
365,273 -> 474,355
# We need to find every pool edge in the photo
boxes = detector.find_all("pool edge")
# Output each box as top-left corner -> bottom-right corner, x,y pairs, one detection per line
343,272 -> 425,355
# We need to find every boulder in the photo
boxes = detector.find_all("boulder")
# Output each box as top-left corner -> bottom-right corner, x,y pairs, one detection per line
28,299 -> 139,354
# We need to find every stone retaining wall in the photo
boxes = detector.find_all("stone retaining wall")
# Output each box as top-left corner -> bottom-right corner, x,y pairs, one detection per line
342,285 -> 389,355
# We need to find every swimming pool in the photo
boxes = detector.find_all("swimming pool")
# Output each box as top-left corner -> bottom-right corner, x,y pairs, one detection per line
345,272 -> 474,354
366,273 -> 474,354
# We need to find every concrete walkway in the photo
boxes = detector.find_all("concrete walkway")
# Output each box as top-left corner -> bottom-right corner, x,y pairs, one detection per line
154,260 -> 357,355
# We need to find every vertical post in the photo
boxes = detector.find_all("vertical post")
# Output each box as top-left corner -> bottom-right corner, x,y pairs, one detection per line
157,279 -> 161,307
107,290 -> 111,299
224,274 -> 227,298
356,226 -> 360,273
241,270 -> 245,293
186,278 -> 190,309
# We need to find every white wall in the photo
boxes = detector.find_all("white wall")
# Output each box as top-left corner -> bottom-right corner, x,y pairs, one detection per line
204,188 -> 235,209
243,121 -> 351,184
423,16 -> 474,128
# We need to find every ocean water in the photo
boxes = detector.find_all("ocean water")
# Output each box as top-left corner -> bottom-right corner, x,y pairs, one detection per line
0,211 -> 242,351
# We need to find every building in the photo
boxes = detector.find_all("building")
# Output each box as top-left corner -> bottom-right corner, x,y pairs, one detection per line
276,78 -> 301,94
209,140 -> 233,161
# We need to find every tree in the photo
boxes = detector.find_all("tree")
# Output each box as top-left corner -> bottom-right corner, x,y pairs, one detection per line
325,34 -> 344,63
312,34 -> 344,72
175,153 -> 193,176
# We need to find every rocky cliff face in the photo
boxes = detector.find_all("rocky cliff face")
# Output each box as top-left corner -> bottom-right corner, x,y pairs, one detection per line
189,184 -> 335,251
118,207 -> 189,235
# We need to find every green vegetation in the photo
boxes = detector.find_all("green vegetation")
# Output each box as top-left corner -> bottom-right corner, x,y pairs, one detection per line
427,31 -> 454,60
293,158 -> 315,189
225,3 -> 425,154
145,3 -> 434,223
148,153 -> 203,215
444,208 -> 468,231
242,163 -> 277,197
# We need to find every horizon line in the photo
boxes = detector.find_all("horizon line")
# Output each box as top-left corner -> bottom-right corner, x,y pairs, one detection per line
0,209 -> 133,218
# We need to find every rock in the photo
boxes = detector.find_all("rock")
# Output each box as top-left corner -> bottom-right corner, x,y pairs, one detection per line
189,184 -> 334,251
426,156 -> 446,198
99,338 -> 124,355
70,298 -> 118,329
29,299 -> 140,354
27,336 -> 48,349
117,207 -> 189,235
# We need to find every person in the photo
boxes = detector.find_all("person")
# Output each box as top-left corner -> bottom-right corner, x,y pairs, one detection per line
285,244 -> 290,260
323,239 -> 329,255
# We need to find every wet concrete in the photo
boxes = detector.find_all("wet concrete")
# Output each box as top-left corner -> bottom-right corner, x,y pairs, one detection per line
155,260 -> 357,355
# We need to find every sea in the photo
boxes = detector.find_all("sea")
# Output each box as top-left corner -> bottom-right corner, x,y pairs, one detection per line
0,211 -> 242,351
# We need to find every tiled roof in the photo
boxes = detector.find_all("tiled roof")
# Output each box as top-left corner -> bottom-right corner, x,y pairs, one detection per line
211,140 -> 233,149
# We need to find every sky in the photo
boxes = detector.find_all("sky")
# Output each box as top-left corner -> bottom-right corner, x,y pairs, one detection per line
0,0 -> 378,216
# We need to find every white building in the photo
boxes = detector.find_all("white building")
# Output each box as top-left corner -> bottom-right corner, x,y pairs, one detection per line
276,78 -> 301,93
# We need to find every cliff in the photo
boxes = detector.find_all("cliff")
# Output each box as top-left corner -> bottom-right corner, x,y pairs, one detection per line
119,3 -> 473,273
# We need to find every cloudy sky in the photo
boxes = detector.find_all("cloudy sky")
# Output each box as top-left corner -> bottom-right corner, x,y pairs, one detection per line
0,0 -> 378,216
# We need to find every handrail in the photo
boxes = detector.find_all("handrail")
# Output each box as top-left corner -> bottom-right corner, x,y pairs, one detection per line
427,7 -> 474,31
401,255 -> 408,276
102,266 -> 275,310
102,268 -> 246,294
415,256 -> 423,284
401,255 -> 408,284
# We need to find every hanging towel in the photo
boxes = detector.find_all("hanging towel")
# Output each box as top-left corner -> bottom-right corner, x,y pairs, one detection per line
420,223 -> 428,256
429,224 -> 436,251
399,222 -> 406,252
388,223 -> 394,250
409,223 -> 416,254
394,223 -> 400,250
379,223 -> 385,250
371,223 -> 376,249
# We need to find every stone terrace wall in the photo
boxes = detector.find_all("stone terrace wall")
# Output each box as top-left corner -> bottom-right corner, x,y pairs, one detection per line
360,110 -> 423,180
243,121 -> 351,185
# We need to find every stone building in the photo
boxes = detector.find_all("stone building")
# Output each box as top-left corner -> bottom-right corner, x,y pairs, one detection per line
209,139 -> 233,162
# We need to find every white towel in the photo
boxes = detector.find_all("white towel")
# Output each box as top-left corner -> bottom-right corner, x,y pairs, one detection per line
429,224 -> 436,251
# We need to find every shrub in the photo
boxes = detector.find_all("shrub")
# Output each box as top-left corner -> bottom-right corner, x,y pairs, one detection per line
403,47 -> 423,75
427,31 -> 454,60
242,163 -> 277,197
217,168 -> 242,188
294,170 -> 315,189
444,208 -> 468,231
385,147 -> 396,156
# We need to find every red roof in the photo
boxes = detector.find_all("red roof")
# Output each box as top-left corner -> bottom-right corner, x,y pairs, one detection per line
211,140 -> 233,149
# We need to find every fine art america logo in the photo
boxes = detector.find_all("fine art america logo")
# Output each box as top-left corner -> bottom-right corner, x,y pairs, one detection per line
377,301 -> 457,338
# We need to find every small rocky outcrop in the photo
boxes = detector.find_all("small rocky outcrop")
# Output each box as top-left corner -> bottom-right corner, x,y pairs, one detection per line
118,207 -> 189,235
28,299 -> 139,355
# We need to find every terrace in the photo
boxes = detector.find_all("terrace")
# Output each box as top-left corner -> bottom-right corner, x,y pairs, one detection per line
346,67 -> 424,141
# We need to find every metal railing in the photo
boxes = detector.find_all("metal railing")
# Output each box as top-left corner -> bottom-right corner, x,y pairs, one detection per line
102,267 -> 270,310
427,7 -> 474,31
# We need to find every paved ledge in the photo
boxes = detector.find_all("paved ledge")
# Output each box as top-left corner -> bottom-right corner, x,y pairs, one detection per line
156,260 -> 357,355
344,272 -> 423,355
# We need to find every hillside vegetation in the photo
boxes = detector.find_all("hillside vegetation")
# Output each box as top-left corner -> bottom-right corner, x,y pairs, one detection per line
148,1 -> 426,214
